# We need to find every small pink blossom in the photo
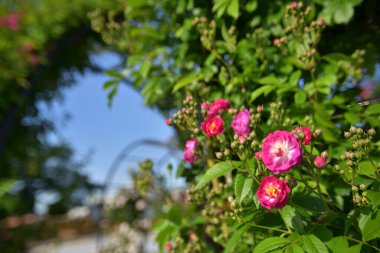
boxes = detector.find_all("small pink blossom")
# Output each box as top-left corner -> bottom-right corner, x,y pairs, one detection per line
183,139 -> 198,163
291,2 -> 298,8
165,118 -> 172,126
201,102 -> 209,109
257,105 -> 263,112
261,130 -> 302,174
273,38 -> 280,46
314,156 -> 327,168
165,242 -> 172,250
255,151 -> 262,160
256,176 -> 290,209
317,19 -> 325,26
201,116 -> 224,137
293,126 -> 312,145
231,109 -> 250,143
189,231 -> 197,241
207,98 -> 230,117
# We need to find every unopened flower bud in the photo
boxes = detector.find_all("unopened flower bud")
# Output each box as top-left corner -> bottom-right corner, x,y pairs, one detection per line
349,126 -> 357,134
313,128 -> 321,137
314,156 -> 327,168
321,151 -> 328,159
216,152 -> 223,159
352,186 -> 358,192
360,184 -> 367,191
367,129 -> 376,136
356,128 -> 363,134
344,132 -> 351,138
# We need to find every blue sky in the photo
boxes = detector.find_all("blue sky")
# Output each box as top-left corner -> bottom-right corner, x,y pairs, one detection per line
39,53 -> 182,197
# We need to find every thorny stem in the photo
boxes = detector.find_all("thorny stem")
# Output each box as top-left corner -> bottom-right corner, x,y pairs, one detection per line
249,223 -> 288,233
344,236 -> 380,252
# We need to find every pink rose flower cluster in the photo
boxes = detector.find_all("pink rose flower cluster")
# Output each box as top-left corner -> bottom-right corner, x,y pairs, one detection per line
0,13 -> 20,31
201,98 -> 252,140
257,126 -> 314,210
201,98 -> 230,137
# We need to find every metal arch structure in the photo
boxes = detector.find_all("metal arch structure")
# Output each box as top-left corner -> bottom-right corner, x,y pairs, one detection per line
101,138 -> 179,198
95,138 -> 180,252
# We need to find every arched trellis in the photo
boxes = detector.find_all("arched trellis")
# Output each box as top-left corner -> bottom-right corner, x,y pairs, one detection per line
95,138 -> 180,252
102,138 -> 179,198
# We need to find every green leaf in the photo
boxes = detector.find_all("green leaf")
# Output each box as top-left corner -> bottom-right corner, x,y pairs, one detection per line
301,234 -> 328,253
253,237 -> 290,253
105,69 -> 124,79
195,161 -> 242,190
294,92 -> 307,104
280,205 -> 305,233
258,75 -> 282,85
347,244 -> 362,253
246,0 -> 258,12
289,70 -> 302,87
285,244 -> 305,253
365,190 -> 380,206
139,61 -> 151,78
240,178 -> 253,203
344,112 -> 361,124
154,220 -> 178,250
250,85 -> 275,102
227,0 -> 239,19
292,193 -> 329,212
172,73 -> 200,93
326,237 -> 349,253
224,224 -> 250,253
361,211 -> 380,241
358,161 -> 376,176
365,104 -> 380,115
103,80 -> 118,90
167,205 -> 182,226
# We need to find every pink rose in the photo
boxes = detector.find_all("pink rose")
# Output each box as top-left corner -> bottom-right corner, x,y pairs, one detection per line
231,109 -> 250,142
256,176 -> 290,209
201,117 -> 224,137
255,151 -> 262,160
207,98 -> 230,117
314,156 -> 327,168
293,126 -> 312,145
261,130 -> 302,174
183,139 -> 198,163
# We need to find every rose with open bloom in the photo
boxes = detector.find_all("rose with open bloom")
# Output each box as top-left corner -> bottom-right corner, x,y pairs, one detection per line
314,156 -> 327,168
231,109 -> 250,142
207,98 -> 230,117
183,139 -> 198,163
293,126 -> 312,145
201,116 -> 224,137
261,130 -> 302,174
256,176 -> 290,209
